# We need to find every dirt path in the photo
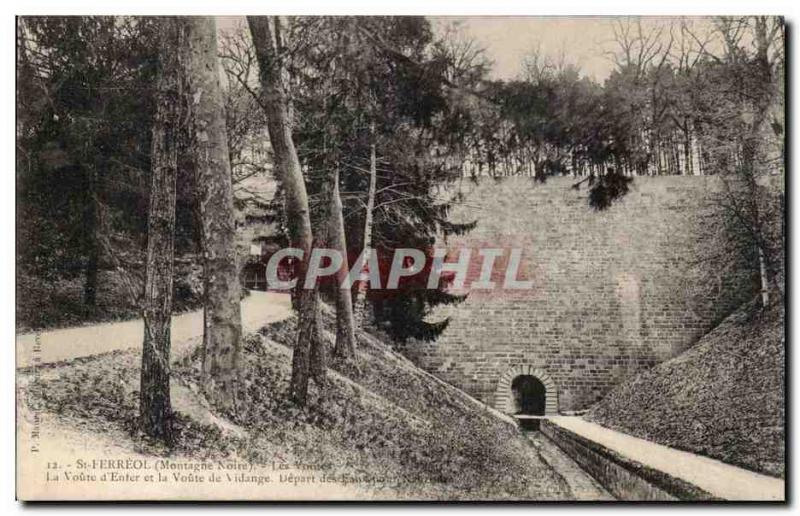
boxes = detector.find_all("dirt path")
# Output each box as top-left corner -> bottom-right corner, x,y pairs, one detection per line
16,291 -> 292,368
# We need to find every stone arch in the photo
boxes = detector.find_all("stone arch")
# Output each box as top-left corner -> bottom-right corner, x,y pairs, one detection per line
493,365 -> 558,415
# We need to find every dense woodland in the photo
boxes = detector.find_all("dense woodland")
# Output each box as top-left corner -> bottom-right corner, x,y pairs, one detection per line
16,16 -> 784,441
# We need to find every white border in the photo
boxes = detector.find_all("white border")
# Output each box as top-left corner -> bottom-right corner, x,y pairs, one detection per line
2,1 -> 796,514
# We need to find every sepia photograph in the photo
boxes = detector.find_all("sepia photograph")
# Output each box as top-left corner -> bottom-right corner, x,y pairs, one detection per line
12,8 -> 786,503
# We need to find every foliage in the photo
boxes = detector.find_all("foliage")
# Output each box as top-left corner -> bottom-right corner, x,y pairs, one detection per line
224,16 -> 482,341
16,17 -> 271,326
16,15 -> 785,335
17,17 -> 158,287
16,267 -> 203,333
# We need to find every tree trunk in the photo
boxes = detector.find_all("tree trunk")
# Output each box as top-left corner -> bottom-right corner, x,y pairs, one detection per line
748,16 -> 776,306
140,17 -> 182,442
353,124 -> 377,327
308,195 -> 327,383
758,244 -> 771,306
684,129 -> 692,176
329,167 -> 357,359
248,16 -> 320,405
83,160 -> 99,306
308,245 -> 327,383
185,17 -> 243,413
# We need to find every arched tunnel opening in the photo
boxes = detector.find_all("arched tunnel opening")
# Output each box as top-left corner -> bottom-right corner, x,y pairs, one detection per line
512,374 -> 546,430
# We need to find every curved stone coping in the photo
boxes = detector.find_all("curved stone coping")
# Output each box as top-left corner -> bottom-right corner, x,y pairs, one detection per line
542,416 -> 785,502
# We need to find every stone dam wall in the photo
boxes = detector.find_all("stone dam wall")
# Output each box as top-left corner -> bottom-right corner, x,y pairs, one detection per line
400,176 -> 757,414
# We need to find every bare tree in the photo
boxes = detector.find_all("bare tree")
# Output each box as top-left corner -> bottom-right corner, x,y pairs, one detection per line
218,25 -> 271,187
713,16 -> 783,306
740,16 -> 784,305
681,16 -> 784,306
607,18 -> 674,80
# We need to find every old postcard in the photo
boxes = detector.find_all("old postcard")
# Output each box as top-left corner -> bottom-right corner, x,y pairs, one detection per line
15,15 -> 785,501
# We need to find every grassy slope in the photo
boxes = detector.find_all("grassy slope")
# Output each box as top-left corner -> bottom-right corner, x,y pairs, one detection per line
21,312 -> 571,500
587,298 -> 785,478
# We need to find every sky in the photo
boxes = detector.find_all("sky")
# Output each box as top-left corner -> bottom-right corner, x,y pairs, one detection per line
217,15 -> 621,81
433,16 -> 623,82
217,16 -> 722,84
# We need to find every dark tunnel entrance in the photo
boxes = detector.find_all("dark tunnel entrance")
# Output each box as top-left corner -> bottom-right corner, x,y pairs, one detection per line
512,375 -> 546,430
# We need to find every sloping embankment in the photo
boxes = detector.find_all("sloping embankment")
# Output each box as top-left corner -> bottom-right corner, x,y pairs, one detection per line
586,298 -> 784,478
20,309 -> 572,500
